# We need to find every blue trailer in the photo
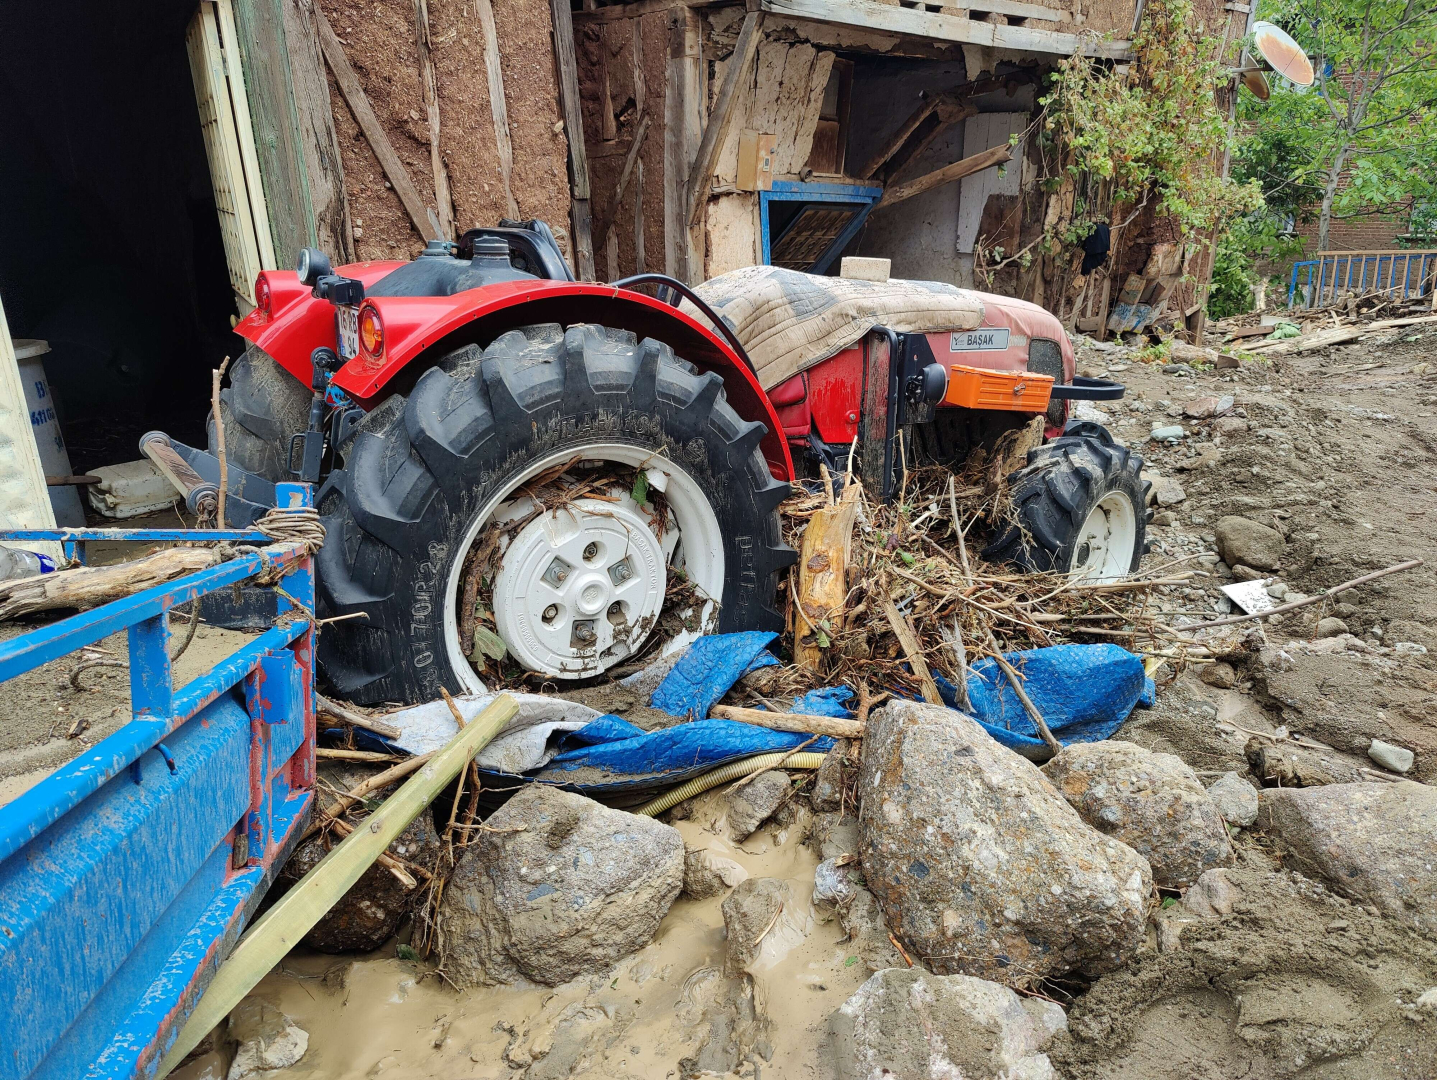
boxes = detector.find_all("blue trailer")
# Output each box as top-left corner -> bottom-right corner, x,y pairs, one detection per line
0,484 -> 318,1080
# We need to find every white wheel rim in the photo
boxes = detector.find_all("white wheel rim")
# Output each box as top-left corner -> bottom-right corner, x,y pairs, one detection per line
1069,491 -> 1137,582
442,444 -> 725,687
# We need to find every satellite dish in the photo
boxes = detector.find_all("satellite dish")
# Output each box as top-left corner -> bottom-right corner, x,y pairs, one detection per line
1252,21 -> 1315,86
1241,60 -> 1271,100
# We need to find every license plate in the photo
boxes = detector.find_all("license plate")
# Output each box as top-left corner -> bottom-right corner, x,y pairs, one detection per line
337,305 -> 360,359
951,327 -> 1010,352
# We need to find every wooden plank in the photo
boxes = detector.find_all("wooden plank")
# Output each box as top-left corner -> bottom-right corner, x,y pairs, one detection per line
789,49 -> 834,175
472,0 -> 519,221
634,158 -> 646,273
414,0 -> 453,238
761,0 -> 1129,59
215,0 -> 277,269
283,0 -> 355,262
574,0 -> 700,22
664,6 -> 702,281
793,483 -> 860,670
597,112 -> 651,248
858,95 -> 940,180
931,0 -> 1072,21
685,9 -> 763,226
551,0 -> 596,279
880,594 -> 943,705
875,142 -> 1011,209
709,704 -> 865,739
632,18 -> 646,118
315,7 -> 435,240
881,98 -> 976,184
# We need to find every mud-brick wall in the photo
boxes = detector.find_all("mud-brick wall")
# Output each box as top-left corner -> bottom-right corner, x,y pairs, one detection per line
317,0 -> 572,262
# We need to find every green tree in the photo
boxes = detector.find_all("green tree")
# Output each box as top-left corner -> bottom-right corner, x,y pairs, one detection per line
1253,0 -> 1437,251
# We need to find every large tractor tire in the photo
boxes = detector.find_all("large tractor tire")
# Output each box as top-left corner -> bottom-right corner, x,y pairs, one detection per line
207,346 -> 312,483
313,323 -> 794,705
982,421 -> 1150,581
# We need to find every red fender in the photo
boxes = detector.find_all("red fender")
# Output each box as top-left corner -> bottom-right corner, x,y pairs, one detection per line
237,273 -> 794,481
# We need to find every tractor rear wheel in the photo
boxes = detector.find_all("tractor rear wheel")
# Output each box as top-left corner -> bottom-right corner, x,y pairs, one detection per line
314,323 -> 794,705
982,421 -> 1150,581
206,346 -> 312,483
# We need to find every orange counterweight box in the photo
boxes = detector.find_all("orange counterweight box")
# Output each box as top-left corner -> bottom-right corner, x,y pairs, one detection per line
943,364 -> 1054,413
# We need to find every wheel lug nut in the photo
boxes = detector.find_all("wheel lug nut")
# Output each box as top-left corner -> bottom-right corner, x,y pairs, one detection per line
583,542 -> 599,561
543,604 -> 558,623
573,620 -> 596,644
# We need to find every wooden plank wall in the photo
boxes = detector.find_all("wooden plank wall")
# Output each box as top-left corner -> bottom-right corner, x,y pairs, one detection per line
577,7 -> 837,284
310,0 -> 572,263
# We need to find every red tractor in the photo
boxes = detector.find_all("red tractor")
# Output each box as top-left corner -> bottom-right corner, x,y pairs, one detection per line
151,220 -> 1145,705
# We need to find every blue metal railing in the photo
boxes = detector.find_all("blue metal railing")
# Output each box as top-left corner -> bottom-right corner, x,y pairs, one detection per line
1290,249 -> 1437,308
0,483 -> 318,1080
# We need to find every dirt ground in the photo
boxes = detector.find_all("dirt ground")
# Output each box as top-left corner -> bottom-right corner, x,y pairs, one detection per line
17,310 -> 1437,1077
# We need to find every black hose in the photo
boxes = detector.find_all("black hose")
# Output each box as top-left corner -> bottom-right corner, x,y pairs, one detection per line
610,273 -> 756,375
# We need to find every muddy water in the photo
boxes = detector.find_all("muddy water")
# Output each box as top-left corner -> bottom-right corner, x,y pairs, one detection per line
181,790 -> 866,1079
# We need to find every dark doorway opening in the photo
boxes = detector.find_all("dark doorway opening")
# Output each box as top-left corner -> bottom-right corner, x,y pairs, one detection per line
0,0 -> 240,479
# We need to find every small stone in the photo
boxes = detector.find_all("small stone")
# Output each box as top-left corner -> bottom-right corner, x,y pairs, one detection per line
1326,919 -> 1350,932
1152,511 -> 1177,527
1206,771 -> 1258,826
830,968 -> 1065,1080
1180,868 -> 1240,917
1200,661 -> 1237,689
1183,394 -> 1235,419
1230,564 -> 1264,582
810,740 -> 850,812
227,1001 -> 309,1079
1214,516 -> 1285,571
1151,476 -> 1187,506
1368,739 -> 1414,775
1316,617 -> 1350,638
683,849 -> 749,899
727,770 -> 792,841
1417,988 -> 1437,1013
1214,416 -> 1248,436
1150,424 -> 1186,441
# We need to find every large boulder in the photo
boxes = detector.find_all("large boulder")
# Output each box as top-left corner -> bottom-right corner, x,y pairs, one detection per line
830,967 -> 1066,1080
1043,740 -> 1231,889
1214,515 -> 1285,571
1257,781 -> 1437,934
858,701 -> 1151,985
274,763 -> 440,952
437,785 -> 684,986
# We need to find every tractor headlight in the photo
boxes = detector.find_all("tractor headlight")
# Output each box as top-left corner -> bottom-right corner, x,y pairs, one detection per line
296,247 -> 332,288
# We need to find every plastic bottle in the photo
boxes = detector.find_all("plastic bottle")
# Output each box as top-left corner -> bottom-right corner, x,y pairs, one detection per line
0,546 -> 57,581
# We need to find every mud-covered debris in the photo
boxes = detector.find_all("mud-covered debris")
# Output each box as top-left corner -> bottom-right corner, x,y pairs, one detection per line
438,785 -> 683,986
1179,867 -> 1241,917
722,877 -> 793,974
830,967 -> 1066,1080
683,848 -> 748,899
1368,738 -> 1414,774
1258,781 -> 1437,933
859,700 -> 1151,986
726,770 -> 791,841
226,999 -> 309,1079
1043,740 -> 1230,890
1199,660 -> 1237,688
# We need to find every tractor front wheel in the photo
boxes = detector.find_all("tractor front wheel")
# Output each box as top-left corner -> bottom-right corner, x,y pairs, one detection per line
314,323 -> 794,705
982,421 -> 1150,581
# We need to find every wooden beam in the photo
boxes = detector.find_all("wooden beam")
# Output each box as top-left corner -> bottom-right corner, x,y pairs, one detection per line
283,0 -> 355,262
550,0 -> 596,279
414,0 -> 453,239
596,112 -> 651,249
685,9 -> 763,227
473,0 -> 520,221
315,8 -> 435,240
664,6 -> 702,281
216,0 -> 277,269
634,158 -> 646,273
858,95 -> 940,180
760,0 -> 1130,59
875,142 -> 1011,209
877,99 -> 977,184
929,0 -> 1073,22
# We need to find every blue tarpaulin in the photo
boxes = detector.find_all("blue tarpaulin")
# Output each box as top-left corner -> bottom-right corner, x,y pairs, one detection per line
649,631 -> 778,720
936,642 -> 1154,753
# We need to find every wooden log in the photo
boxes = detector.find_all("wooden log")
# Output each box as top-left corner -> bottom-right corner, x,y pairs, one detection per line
0,547 -> 220,621
875,143 -> 1012,209
794,483 -> 860,669
158,695 -> 521,1074
550,0 -> 596,279
880,594 -> 944,706
634,159 -> 646,272
474,0 -> 520,220
686,9 -> 763,226
413,0 -> 453,238
315,748 -> 404,762
315,7 -> 435,240
664,6 -> 701,281
316,693 -> 403,740
710,704 -> 865,739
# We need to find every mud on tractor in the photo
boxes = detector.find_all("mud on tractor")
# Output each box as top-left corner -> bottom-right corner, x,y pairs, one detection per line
144,220 -> 1146,705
